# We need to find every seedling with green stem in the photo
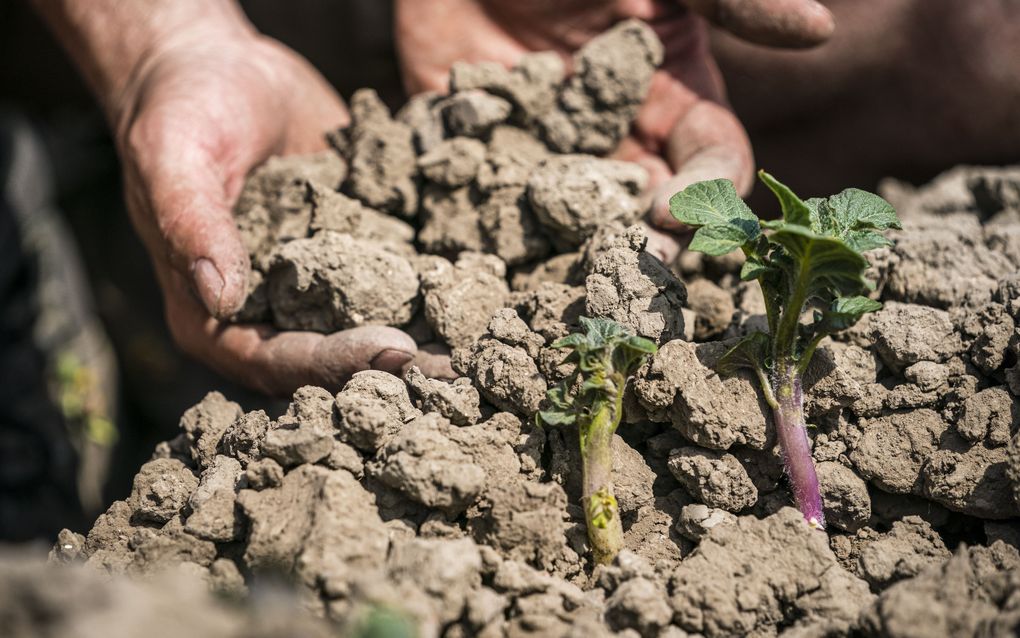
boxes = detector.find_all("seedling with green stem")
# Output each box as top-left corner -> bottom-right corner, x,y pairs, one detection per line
540,317 -> 657,564
669,171 -> 900,529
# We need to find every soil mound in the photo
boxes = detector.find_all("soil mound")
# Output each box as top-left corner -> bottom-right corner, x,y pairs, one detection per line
43,21 -> 1020,638
231,19 -> 665,341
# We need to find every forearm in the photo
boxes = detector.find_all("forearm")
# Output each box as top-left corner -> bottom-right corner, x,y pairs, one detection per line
29,0 -> 255,116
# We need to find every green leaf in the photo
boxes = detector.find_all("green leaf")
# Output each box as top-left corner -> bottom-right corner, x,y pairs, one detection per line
844,229 -> 893,253
758,170 -> 812,227
349,606 -> 417,638
581,370 -> 609,392
549,379 -> 577,403
669,179 -> 757,228
717,331 -> 771,376
85,415 -> 118,447
539,409 -> 575,426
623,335 -> 658,355
768,223 -> 872,299
827,188 -> 901,230
832,294 -> 882,315
541,317 -> 655,429
689,224 -> 752,256
740,255 -> 768,281
551,333 -> 585,350
587,489 -> 618,529
810,188 -> 901,246
578,316 -> 627,346
577,352 -> 604,373
669,179 -> 760,256
614,336 -> 657,379
812,296 -> 882,334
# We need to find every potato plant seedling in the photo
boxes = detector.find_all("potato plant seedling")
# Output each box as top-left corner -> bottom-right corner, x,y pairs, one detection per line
540,317 -> 657,564
670,171 -> 900,529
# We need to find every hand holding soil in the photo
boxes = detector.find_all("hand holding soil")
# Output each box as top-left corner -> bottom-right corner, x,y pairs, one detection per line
123,39 -> 440,394
37,0 -> 838,393
395,0 -> 835,262
35,0 -> 435,394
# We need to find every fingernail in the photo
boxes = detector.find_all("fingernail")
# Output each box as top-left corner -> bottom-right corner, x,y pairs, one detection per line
193,258 -> 225,316
807,2 -> 836,34
808,1 -> 834,18
371,348 -> 415,373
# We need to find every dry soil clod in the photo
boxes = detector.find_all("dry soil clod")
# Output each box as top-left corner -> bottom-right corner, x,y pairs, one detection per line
41,21 -> 1020,638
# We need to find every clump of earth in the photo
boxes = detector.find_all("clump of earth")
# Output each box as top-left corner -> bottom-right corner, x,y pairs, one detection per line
16,20 -> 1020,638
229,18 -> 661,351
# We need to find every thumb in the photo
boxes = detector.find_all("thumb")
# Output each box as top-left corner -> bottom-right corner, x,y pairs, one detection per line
138,143 -> 252,319
648,99 -> 754,231
684,0 -> 835,48
164,260 -> 422,394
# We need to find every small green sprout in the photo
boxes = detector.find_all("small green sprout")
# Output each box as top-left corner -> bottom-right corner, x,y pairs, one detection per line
348,605 -> 417,638
669,170 -> 900,530
540,317 -> 657,564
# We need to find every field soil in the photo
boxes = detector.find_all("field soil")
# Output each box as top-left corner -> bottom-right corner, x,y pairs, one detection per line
7,20 -> 1020,638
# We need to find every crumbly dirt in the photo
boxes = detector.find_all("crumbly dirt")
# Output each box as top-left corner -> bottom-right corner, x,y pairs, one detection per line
419,252 -> 511,349
685,278 -> 735,340
585,225 -> 688,345
633,339 -> 770,450
858,541 -> 1020,637
527,155 -> 647,249
39,24 -> 1020,638
230,19 -> 663,335
831,516 -> 952,589
0,551 -> 340,638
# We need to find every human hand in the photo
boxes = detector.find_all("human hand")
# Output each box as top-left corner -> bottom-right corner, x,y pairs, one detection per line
395,0 -> 834,262
111,27 -> 440,395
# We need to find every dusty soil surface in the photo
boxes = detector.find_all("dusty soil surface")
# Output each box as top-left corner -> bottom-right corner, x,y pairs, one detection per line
22,21 -> 1020,638
230,19 -> 662,339
0,550 -> 348,638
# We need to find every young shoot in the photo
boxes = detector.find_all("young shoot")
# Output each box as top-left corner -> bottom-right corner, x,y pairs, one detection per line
540,317 -> 657,565
669,171 -> 900,530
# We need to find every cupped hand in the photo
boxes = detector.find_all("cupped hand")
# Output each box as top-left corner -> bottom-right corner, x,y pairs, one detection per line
395,0 -> 834,262
113,30 -> 438,396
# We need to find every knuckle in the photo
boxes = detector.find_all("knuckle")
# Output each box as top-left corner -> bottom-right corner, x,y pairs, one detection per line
123,112 -> 165,160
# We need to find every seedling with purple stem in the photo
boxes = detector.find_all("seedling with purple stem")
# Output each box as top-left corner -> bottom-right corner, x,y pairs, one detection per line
540,317 -> 657,564
669,171 -> 900,529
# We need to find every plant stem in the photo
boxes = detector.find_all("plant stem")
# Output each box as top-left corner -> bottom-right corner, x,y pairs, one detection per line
773,261 -> 809,365
796,334 -> 825,376
580,382 -> 625,565
771,362 -> 825,529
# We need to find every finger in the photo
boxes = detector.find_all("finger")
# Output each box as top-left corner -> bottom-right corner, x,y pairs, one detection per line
124,113 -> 253,319
613,138 -> 696,265
161,268 -> 417,396
122,50 -> 346,321
611,136 -> 669,218
648,99 -> 754,231
414,343 -> 457,380
602,137 -> 686,264
683,0 -> 835,48
395,0 -> 533,94
643,223 -> 685,264
613,136 -> 673,186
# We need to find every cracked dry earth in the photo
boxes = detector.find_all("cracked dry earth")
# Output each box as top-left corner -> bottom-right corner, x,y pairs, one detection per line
7,20 -> 1020,638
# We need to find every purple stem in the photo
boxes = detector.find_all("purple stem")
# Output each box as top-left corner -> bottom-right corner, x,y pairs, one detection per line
772,364 -> 825,529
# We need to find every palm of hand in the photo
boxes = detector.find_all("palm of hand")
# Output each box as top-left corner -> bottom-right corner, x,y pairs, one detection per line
116,36 -> 432,395
118,36 -> 344,277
